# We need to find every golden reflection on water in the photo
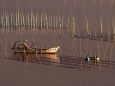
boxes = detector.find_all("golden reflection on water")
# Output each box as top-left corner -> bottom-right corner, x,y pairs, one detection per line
12,52 -> 60,64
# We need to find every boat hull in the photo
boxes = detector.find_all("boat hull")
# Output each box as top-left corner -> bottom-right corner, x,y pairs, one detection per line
12,46 -> 60,54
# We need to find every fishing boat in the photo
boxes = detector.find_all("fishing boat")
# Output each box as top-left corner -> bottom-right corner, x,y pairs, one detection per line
11,40 -> 60,54
85,55 -> 100,63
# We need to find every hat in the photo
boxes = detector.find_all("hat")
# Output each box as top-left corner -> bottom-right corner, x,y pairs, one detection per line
23,39 -> 27,42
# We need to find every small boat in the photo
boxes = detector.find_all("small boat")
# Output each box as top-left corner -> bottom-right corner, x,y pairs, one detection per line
11,40 -> 60,54
85,55 -> 100,63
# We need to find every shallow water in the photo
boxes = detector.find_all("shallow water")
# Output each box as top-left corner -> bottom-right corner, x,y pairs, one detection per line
0,0 -> 115,86
0,29 -> 115,60
0,58 -> 115,86
0,29 -> 115,85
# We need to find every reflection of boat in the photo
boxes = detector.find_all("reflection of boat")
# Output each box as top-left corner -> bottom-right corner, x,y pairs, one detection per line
39,54 -> 60,63
40,54 -> 59,59
12,52 -> 60,63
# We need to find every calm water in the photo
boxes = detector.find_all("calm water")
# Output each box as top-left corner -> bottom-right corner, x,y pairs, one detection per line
0,29 -> 115,60
0,0 -> 115,86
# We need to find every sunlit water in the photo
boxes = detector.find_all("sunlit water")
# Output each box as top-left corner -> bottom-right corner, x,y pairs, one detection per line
0,0 -> 115,86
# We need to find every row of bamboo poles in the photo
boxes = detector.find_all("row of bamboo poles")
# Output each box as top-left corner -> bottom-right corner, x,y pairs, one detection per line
0,12 -> 69,30
0,11 -> 115,38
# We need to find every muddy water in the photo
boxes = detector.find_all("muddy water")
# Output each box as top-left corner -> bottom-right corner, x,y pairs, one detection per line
0,29 -> 114,86
0,29 -> 115,60
0,0 -> 115,86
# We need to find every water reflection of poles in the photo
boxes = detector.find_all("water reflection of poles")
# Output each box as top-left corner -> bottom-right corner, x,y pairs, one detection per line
0,38 -> 8,58
86,16 -> 90,37
48,15 -> 50,29
92,0 -> 96,4
1,13 -> 3,29
41,13 -> 43,29
56,16 -> 58,30
53,15 -> 55,29
71,16 -> 76,38
76,21 -> 83,72
70,17 -> 75,57
100,15 -> 103,37
113,18 -> 115,41
27,13 -> 30,29
37,13 -> 39,29
74,0 -> 76,7
67,16 -> 70,29
83,0 -> 89,38
45,14 -> 48,30
58,15 -> 62,37
90,18 -> 96,56
102,18 -> 110,66
97,40 -> 101,70
3,0 -> 9,57
107,16 -> 110,40
12,12 -> 15,29
109,41 -> 114,67
10,12 -> 13,29
57,4 -> 62,37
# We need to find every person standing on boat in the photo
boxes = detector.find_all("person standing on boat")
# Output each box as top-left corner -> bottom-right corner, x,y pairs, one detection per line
94,54 -> 97,58
12,40 -> 20,49
85,55 -> 90,62
23,40 -> 30,51
94,54 -> 97,63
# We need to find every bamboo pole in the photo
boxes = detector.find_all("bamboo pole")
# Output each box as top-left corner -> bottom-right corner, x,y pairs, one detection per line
3,0 -> 8,58
76,21 -> 82,57
55,15 -> 57,29
100,15 -> 103,37
12,12 -> 15,29
10,12 -> 13,29
83,0 -> 88,38
0,38 -> 8,58
67,16 -> 70,29
48,15 -> 50,29
109,42 -> 114,67
113,18 -> 115,41
41,13 -> 43,29
90,18 -> 96,56
57,4 -> 62,37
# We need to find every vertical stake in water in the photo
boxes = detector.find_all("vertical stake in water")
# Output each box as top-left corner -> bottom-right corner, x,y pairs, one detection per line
100,15 -> 103,37
86,16 -> 90,38
54,15 -> 55,29
50,14 -> 52,29
49,15 -> 50,29
41,13 -> 43,29
55,15 -> 57,29
113,19 -> 115,41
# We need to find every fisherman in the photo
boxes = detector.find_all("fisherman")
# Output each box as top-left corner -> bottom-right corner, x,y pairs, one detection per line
94,54 -> 97,58
23,39 -> 30,51
12,40 -> 19,49
94,54 -> 97,63
23,40 -> 28,46
23,40 -> 35,51
85,55 -> 90,62
31,42 -> 36,50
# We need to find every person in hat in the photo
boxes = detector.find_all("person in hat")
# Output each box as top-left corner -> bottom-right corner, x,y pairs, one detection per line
23,40 -> 30,50
85,55 -> 90,62
94,54 -> 97,63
